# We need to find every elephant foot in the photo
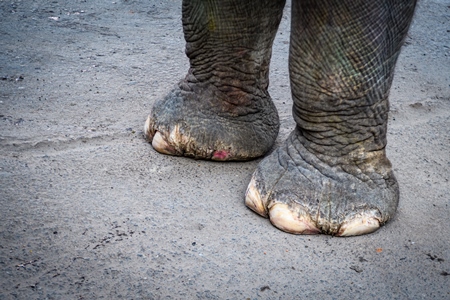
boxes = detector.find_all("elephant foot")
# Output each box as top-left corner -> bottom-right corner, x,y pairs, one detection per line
245,129 -> 399,236
145,84 -> 279,161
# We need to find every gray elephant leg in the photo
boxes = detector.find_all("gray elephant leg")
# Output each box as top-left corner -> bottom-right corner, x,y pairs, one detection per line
145,0 -> 286,161
246,0 -> 416,236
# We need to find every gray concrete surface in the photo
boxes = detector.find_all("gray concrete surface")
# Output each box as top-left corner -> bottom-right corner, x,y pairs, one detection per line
1,0 -> 449,299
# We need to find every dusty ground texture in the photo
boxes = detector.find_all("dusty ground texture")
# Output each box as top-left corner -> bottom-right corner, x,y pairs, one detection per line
0,0 -> 449,299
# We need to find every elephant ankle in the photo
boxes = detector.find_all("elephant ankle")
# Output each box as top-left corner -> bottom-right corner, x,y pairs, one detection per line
292,129 -> 393,182
177,73 -> 273,118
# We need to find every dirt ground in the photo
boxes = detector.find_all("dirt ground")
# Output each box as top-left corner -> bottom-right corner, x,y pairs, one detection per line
0,0 -> 449,299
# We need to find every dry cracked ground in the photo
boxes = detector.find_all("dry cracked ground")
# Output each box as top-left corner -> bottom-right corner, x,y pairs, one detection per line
0,0 -> 449,299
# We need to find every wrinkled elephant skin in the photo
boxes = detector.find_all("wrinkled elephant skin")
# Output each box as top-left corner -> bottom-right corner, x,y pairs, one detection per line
145,0 -> 417,236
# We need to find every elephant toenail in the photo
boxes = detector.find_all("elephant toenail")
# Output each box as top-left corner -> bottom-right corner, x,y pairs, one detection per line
152,132 -> 177,155
144,115 -> 154,141
337,215 -> 381,237
245,177 -> 268,217
269,203 -> 320,235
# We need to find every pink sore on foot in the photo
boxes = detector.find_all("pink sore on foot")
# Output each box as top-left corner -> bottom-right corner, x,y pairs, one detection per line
212,150 -> 229,161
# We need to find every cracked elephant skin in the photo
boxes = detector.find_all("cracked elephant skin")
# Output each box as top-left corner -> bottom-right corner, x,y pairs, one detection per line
144,0 -> 417,236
